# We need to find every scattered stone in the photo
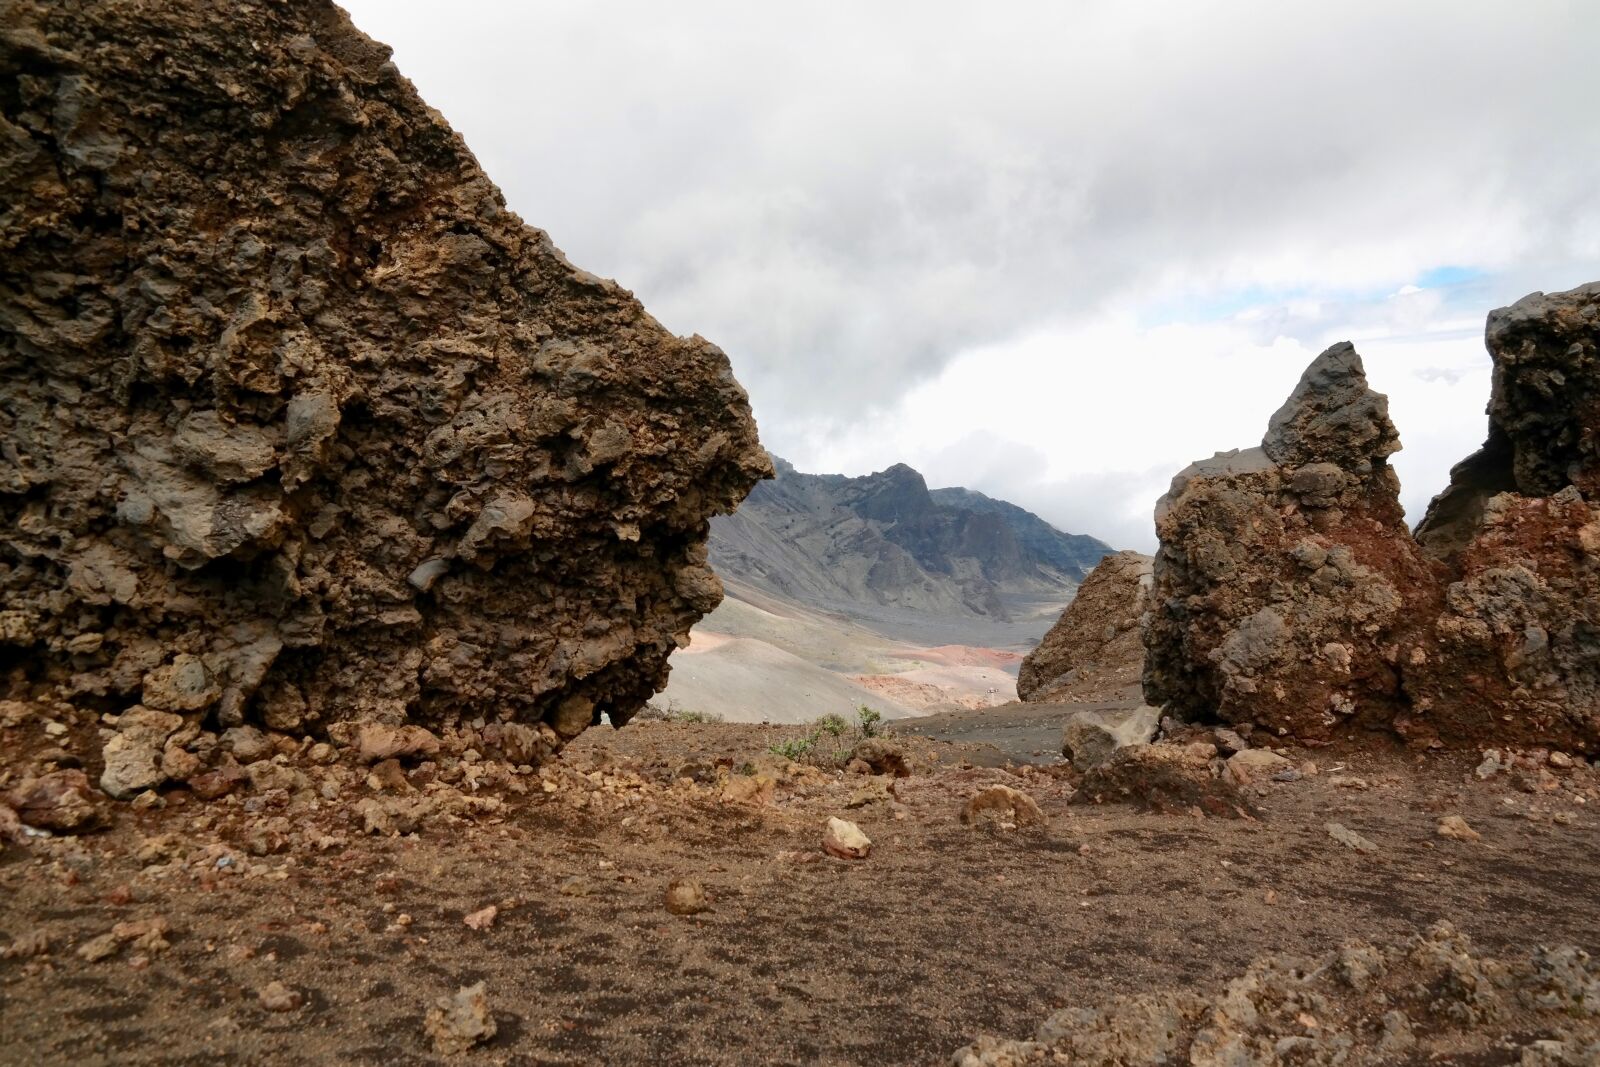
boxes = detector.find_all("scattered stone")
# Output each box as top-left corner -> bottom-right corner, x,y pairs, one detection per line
1060,705 -> 1160,771
1550,751 -> 1575,769
557,877 -> 592,898
424,983 -> 497,1055
5,770 -> 102,832
1074,743 -> 1256,818
1327,822 -> 1379,853
99,706 -> 183,800
960,785 -> 1046,830
463,905 -> 499,931
2,931 -> 51,959
664,880 -> 711,916
848,738 -> 911,777
1225,748 -> 1294,786
221,726 -> 274,764
259,981 -> 304,1013
823,817 -> 871,860
955,923 -> 1598,1066
77,933 -> 122,963
722,773 -> 776,806
1437,815 -> 1482,842
355,724 -> 441,765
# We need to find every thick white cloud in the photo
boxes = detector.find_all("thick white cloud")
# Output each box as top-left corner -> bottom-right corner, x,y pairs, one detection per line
342,0 -> 1600,548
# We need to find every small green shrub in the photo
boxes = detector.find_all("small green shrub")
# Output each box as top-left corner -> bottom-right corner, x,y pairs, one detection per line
815,712 -> 850,737
669,708 -> 724,724
856,705 -> 882,737
768,735 -> 817,761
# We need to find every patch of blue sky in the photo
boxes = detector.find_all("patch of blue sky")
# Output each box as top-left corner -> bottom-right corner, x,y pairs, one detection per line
1137,265 -> 1492,329
1415,264 -> 1487,288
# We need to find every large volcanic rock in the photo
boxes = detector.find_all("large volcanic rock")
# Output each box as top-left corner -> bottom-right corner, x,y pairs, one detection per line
1145,285 -> 1600,753
1143,344 -> 1440,742
1017,550 -> 1152,703
1407,285 -> 1600,749
0,0 -> 768,757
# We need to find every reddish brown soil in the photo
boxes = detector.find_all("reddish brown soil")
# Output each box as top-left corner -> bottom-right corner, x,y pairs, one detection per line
2,720 -> 1597,1066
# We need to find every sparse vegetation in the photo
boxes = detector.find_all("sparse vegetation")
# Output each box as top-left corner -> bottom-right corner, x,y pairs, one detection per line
766,706 -> 890,767
666,707 -> 724,724
856,705 -> 882,737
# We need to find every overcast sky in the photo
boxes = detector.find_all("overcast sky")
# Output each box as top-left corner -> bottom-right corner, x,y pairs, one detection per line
343,1 -> 1600,551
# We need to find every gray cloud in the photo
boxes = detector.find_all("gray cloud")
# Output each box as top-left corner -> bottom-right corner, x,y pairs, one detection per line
344,0 -> 1600,545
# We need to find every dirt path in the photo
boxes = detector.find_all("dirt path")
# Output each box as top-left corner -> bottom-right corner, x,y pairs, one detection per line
2,722 -> 1597,1066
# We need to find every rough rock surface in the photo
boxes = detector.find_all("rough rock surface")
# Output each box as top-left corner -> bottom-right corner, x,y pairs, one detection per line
1143,343 -> 1437,743
1144,288 -> 1600,753
0,0 -> 768,761
1017,551 -> 1152,703
1060,705 -> 1159,771
953,922 -> 1600,1067
1072,742 -> 1255,818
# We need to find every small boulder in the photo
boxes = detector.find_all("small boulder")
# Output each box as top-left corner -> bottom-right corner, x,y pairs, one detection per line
722,773 -> 776,806
1225,748 -> 1294,786
424,983 -> 497,1055
849,738 -> 911,777
100,706 -> 184,800
1437,815 -> 1481,842
355,724 -> 441,764
5,770 -> 102,832
961,785 -> 1046,830
823,817 -> 871,859
1327,822 -> 1379,853
221,725 -> 274,764
664,880 -> 711,916
1061,705 -> 1160,771
1075,743 -> 1256,818
259,981 -> 304,1013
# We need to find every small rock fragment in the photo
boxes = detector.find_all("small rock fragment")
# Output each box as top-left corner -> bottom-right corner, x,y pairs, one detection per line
259,981 -> 304,1013
77,933 -> 121,963
1437,815 -> 1481,842
1225,748 -> 1293,786
961,785 -> 1047,830
463,905 -> 498,931
1326,822 -> 1379,853
5,770 -> 102,832
424,982 -> 497,1055
355,724 -> 441,764
664,880 -> 710,916
823,817 -> 871,859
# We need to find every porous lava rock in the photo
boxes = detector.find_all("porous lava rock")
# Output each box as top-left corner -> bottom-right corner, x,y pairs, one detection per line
1017,550 -> 1152,702
1407,285 -> 1600,750
0,1 -> 769,761
1143,343 -> 1440,742
1145,284 -> 1600,753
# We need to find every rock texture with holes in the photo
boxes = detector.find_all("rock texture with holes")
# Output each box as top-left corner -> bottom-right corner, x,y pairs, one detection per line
1017,551 -> 1152,703
1144,284 -> 1600,753
0,0 -> 768,761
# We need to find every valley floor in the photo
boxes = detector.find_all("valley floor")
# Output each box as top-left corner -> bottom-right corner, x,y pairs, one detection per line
2,715 -> 1598,1066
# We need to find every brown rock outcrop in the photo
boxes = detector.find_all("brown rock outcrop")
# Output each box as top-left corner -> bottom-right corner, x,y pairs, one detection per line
1145,284 -> 1600,753
1017,550 -> 1152,702
0,1 -> 768,761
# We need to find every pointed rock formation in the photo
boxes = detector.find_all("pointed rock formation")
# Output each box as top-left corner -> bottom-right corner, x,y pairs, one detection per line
1145,283 -> 1600,754
1144,343 -> 1439,742
0,0 -> 768,760
1017,550 -> 1153,703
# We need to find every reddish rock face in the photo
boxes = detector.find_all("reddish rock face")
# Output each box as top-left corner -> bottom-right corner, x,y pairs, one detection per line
1017,551 -> 1152,703
0,0 -> 769,754
1145,285 -> 1600,754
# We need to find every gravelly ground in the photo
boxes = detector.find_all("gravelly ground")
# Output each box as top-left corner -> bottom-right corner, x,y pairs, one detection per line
2,716 -> 1597,1066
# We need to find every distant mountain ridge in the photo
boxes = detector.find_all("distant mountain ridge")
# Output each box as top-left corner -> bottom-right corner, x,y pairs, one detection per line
706,456 -> 1114,646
